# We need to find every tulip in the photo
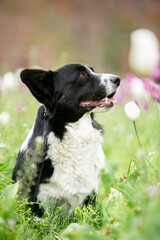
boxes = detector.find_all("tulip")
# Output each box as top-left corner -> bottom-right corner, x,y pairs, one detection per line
129,29 -> 159,76
124,101 -> 141,147
124,101 -> 140,121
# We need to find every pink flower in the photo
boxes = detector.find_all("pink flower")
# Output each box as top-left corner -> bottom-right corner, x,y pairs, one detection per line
143,101 -> 149,110
152,55 -> 160,84
17,102 -> 26,113
155,88 -> 160,103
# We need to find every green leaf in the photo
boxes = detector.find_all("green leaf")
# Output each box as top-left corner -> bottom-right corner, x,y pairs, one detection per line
128,169 -> 140,184
0,163 -> 6,172
1,181 -> 19,198
102,189 -> 124,221
116,183 -> 136,207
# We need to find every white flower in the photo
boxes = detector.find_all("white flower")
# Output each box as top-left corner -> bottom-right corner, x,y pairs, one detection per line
0,143 -> 7,148
124,101 -> 140,121
129,29 -> 159,76
2,72 -> 19,93
0,112 -> 11,124
148,151 -> 156,156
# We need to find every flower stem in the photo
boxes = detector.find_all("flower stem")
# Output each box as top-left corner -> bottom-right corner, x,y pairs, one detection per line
133,121 -> 148,181
133,121 -> 141,148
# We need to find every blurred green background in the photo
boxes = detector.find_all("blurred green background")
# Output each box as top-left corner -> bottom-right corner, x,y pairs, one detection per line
0,0 -> 160,74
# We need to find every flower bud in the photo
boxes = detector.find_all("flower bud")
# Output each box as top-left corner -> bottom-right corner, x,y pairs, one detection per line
124,101 -> 140,121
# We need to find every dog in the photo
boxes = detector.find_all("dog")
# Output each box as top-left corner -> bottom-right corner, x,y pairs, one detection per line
12,63 -> 120,216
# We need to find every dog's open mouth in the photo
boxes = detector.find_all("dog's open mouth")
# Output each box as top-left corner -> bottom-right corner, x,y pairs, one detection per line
80,95 -> 117,109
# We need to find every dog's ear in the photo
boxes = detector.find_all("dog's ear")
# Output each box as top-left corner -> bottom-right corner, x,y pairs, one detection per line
20,69 -> 54,105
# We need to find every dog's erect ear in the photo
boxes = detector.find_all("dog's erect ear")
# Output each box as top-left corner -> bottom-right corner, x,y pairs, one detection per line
21,69 -> 54,105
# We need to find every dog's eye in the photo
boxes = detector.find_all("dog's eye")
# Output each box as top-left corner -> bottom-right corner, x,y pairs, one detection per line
79,72 -> 86,79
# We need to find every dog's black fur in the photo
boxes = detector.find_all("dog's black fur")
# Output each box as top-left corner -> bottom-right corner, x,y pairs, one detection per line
12,63 -> 120,216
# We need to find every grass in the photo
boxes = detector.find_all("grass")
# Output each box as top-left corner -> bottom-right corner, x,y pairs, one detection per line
1,90 -> 160,239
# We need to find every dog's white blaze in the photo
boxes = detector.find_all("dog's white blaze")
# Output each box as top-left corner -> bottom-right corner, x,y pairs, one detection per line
20,122 -> 35,153
100,74 -> 113,84
37,114 -> 105,212
86,66 -> 117,95
100,74 -> 117,93
100,73 -> 114,88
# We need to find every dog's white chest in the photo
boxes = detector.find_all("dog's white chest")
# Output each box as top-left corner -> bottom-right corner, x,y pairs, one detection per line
37,114 -> 105,211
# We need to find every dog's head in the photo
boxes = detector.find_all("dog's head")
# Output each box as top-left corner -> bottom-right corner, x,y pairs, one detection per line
21,63 -> 120,122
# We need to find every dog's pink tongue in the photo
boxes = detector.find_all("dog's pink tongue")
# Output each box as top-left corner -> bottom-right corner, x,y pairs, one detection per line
107,97 -> 117,103
101,97 -> 117,103
80,97 -> 117,107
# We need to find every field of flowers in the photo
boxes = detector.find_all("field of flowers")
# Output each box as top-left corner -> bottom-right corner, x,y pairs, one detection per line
0,29 -> 160,240
0,72 -> 160,240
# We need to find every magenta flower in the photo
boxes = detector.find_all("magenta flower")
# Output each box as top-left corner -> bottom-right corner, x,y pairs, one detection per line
17,102 -> 26,113
142,77 -> 160,103
143,101 -> 149,110
152,55 -> 160,84
155,88 -> 160,103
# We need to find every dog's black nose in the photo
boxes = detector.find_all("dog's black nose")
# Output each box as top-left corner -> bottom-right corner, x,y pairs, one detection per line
110,75 -> 121,86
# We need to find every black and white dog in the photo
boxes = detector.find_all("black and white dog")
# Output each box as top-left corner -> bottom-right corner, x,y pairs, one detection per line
12,63 -> 120,216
